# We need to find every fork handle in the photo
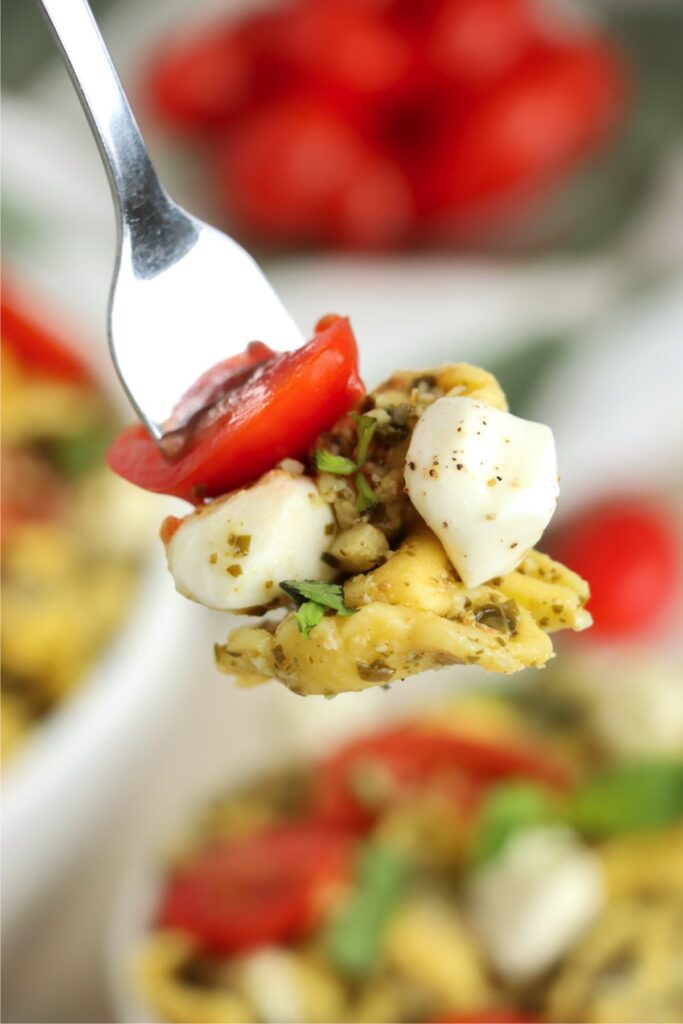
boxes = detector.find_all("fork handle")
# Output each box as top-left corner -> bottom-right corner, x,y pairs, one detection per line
36,0 -> 194,277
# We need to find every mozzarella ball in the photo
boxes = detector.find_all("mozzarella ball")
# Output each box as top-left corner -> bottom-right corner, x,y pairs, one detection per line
405,396 -> 559,587
467,826 -> 604,982
164,470 -> 335,611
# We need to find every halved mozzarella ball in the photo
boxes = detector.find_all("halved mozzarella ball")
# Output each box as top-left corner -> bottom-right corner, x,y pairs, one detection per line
164,470 -> 335,611
405,396 -> 559,588
467,826 -> 604,982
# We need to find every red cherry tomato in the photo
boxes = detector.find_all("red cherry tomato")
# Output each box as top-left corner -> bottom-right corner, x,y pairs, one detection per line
550,497 -> 680,639
427,0 -> 536,90
421,36 -> 625,220
273,1 -> 412,101
107,315 -> 363,502
156,823 -> 353,954
215,97 -> 371,243
146,27 -> 252,132
2,287 -> 93,384
164,341 -> 273,435
313,726 -> 570,830
331,150 -> 415,248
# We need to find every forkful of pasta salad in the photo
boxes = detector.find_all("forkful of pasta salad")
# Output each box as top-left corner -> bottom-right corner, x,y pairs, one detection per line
124,341 -> 592,696
39,2 -> 592,698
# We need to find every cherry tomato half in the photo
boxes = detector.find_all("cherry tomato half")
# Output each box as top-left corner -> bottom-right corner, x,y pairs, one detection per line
550,497 -> 680,639
107,315 -> 363,502
156,823 -> 352,954
313,725 -> 570,830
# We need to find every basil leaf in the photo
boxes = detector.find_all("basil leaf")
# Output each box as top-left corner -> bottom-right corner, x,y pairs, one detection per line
565,760 -> 683,838
279,579 -> 355,616
350,413 -> 377,467
326,844 -> 408,979
471,783 -> 552,865
355,472 -> 378,513
295,601 -> 325,639
315,450 -> 357,476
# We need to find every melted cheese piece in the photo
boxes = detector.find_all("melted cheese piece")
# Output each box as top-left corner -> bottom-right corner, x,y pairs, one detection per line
405,396 -> 559,587
164,470 -> 334,610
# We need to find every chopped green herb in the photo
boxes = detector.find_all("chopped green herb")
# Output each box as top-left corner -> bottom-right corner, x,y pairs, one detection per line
280,579 -> 354,613
315,450 -> 357,475
326,844 -> 409,979
316,414 -> 376,480
564,760 -> 683,838
296,601 -> 326,639
355,472 -> 378,513
471,782 -> 551,865
280,579 -> 355,636
350,413 -> 377,467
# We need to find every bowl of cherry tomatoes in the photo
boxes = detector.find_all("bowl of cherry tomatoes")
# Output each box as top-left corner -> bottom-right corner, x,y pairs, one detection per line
144,0 -> 627,250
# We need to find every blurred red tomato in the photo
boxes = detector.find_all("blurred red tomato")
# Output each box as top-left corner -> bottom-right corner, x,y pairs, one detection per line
216,96 -> 370,242
156,824 -> 352,954
313,725 -> 569,831
331,150 -> 415,247
550,497 -> 680,639
420,37 -> 625,221
2,286 -> 93,383
220,112 -> 414,248
427,0 -> 536,90
147,0 -> 626,248
275,1 -> 413,100
147,27 -> 252,131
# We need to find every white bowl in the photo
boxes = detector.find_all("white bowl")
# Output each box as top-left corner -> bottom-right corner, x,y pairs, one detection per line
0,536 -> 197,934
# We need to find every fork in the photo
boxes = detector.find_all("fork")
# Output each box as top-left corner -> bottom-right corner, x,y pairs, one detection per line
37,0 -> 303,446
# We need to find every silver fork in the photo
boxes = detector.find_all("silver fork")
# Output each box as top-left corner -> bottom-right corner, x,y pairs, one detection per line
37,0 -> 303,445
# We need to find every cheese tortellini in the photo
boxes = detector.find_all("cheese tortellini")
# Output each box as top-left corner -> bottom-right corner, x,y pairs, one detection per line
212,364 -> 591,695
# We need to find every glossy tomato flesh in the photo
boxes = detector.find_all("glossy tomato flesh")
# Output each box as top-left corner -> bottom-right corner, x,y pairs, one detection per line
107,314 -> 363,502
313,726 -> 570,830
156,824 -> 352,954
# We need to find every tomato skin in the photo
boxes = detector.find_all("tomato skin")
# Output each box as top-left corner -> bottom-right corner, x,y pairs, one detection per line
164,341 -> 274,435
273,1 -> 412,102
426,0 -> 536,91
147,28 -> 252,132
550,498 -> 680,639
417,36 -> 625,221
1,287 -> 93,384
313,726 -> 569,831
215,96 -> 371,243
107,315 -> 363,502
147,1 -> 625,249
331,150 -> 415,248
156,824 -> 352,954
